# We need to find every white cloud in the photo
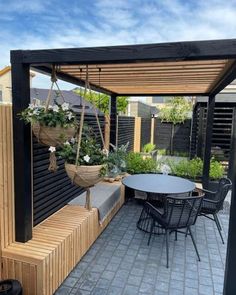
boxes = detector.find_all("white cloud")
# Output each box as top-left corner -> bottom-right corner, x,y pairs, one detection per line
1,0 -> 236,89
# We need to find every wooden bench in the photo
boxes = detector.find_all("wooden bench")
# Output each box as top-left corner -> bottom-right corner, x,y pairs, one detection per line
1,184 -> 124,295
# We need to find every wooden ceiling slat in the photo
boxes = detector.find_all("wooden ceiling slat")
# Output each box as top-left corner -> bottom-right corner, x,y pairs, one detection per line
59,59 -> 228,69
57,58 -> 234,95
60,66 -> 225,74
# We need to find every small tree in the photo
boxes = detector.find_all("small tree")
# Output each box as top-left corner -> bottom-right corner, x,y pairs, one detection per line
158,97 -> 192,155
74,88 -> 129,114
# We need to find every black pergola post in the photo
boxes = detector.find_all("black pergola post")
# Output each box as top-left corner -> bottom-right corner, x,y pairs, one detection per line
11,52 -> 32,242
202,95 -> 215,188
109,94 -> 117,148
223,111 -> 236,294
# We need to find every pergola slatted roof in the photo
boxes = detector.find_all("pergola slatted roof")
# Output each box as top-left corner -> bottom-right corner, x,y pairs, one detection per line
58,59 -> 234,95
13,38 -> 236,97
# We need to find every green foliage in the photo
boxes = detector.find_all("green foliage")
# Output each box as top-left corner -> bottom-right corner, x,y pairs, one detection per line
157,149 -> 167,155
105,142 -> 129,177
142,143 -> 156,153
210,158 -> 225,180
74,88 -> 129,114
160,157 -> 224,180
158,97 -> 192,124
126,152 -> 157,174
19,102 -> 77,128
58,126 -> 106,166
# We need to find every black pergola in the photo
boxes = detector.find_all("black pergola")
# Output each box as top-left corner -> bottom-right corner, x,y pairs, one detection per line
11,39 -> 236,294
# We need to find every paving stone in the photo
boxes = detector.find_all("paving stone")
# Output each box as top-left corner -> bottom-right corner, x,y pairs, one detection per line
54,203 -> 229,295
127,275 -> 142,286
123,285 -> 139,295
54,286 -> 72,295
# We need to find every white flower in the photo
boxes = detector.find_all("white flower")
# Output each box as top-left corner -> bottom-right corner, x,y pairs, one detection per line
161,164 -> 171,175
33,109 -> 40,115
53,105 -> 59,112
64,141 -> 70,145
83,155 -> 90,163
70,137 -> 76,144
28,103 -> 35,110
48,105 -> 53,110
67,112 -> 74,120
48,146 -> 56,153
61,102 -> 69,111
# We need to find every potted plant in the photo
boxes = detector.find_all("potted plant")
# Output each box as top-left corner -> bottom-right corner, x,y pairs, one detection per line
141,143 -> 157,159
20,101 -> 77,146
104,142 -> 129,182
58,126 -> 106,189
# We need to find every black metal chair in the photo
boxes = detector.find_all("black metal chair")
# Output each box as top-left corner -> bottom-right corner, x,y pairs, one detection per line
144,191 -> 204,268
200,177 -> 232,244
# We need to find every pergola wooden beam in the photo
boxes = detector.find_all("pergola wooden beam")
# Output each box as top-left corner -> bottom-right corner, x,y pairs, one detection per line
14,39 -> 236,65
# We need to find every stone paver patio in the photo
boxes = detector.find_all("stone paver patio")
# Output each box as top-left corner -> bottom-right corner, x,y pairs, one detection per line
54,201 -> 229,295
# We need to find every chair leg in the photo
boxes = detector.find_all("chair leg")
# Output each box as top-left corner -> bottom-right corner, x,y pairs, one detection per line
175,230 -> 178,241
213,214 -> 224,244
165,229 -> 170,268
148,219 -> 154,246
214,213 -> 222,231
188,227 -> 201,261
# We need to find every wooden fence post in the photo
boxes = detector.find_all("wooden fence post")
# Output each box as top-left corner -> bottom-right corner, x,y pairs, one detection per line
104,114 -> 110,150
151,117 -> 155,144
134,117 -> 141,152
0,104 -> 15,277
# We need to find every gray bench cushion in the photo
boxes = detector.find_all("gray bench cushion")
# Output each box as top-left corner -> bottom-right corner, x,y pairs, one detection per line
68,182 -> 122,223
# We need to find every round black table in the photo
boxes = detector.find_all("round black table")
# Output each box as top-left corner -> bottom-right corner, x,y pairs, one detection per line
122,174 -> 195,232
122,174 -> 195,195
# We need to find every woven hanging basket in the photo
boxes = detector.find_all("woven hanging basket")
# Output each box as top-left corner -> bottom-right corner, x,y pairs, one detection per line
32,123 -> 76,146
65,163 -> 104,188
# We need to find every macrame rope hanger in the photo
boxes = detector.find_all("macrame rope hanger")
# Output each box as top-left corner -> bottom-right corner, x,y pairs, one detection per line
73,65 -> 106,210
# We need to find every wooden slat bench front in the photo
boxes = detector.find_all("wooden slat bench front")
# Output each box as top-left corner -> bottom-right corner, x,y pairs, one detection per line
1,186 -> 124,295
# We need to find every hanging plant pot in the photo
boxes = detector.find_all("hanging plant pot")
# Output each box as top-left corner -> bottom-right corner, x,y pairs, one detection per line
32,123 -> 76,146
65,163 -> 104,188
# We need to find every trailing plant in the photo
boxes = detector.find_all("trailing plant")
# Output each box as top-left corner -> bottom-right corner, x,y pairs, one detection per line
58,126 -> 106,166
19,101 -> 77,128
126,152 -> 157,174
142,143 -> 156,153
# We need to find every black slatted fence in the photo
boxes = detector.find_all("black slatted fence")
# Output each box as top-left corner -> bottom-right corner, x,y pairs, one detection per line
154,118 -> 191,154
33,113 -> 105,226
117,116 -> 135,151
190,102 -> 234,163
140,118 -> 151,150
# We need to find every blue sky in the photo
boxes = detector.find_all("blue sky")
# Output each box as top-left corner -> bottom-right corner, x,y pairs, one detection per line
1,0 -> 236,89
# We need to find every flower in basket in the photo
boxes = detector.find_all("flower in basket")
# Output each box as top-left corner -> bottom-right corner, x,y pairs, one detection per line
58,126 -> 106,167
19,101 -> 77,128
58,126 -> 107,188
19,101 -> 78,147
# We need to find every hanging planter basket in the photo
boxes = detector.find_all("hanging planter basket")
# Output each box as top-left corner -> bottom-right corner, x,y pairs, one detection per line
32,123 -> 76,146
65,163 -> 104,188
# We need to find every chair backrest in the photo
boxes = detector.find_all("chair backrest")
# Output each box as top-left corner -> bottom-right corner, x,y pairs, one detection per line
163,192 -> 204,229
215,178 -> 232,210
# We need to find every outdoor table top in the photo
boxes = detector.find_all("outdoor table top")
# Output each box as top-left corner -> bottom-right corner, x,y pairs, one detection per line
122,174 -> 195,195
